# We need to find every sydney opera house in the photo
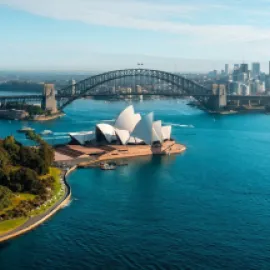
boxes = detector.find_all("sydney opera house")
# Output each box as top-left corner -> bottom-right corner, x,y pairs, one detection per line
69,105 -> 172,146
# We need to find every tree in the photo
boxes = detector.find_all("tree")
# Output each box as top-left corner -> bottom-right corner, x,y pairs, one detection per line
9,168 -> 45,195
0,168 -> 11,187
39,143 -> 54,174
0,146 -> 10,167
19,146 -> 46,174
26,131 -> 55,174
0,185 -> 12,211
3,136 -> 20,164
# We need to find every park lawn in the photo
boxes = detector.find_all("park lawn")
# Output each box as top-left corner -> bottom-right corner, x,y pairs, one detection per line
39,167 -> 62,193
13,193 -> 36,204
0,167 -> 64,234
50,167 -> 62,194
0,217 -> 28,234
30,167 -> 64,216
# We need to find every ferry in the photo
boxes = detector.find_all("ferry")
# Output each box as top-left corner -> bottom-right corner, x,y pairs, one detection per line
17,127 -> 35,133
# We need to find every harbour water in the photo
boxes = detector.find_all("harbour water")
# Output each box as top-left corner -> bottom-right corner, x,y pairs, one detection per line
1,98 -> 270,269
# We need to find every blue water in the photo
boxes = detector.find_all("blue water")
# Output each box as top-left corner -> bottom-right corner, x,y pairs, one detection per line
1,99 -> 270,269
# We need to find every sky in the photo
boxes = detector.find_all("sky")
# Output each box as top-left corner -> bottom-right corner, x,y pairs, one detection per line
1,0 -> 270,72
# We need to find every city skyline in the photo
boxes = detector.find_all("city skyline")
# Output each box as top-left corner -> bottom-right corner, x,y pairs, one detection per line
2,0 -> 270,71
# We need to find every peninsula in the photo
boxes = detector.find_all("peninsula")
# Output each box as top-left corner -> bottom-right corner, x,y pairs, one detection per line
54,105 -> 186,167
0,133 -> 70,241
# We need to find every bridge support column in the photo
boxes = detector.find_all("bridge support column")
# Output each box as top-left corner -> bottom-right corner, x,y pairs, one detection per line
206,85 -> 227,111
42,84 -> 58,113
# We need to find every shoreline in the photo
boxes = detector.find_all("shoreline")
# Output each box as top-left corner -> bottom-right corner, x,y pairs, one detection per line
79,143 -> 187,168
0,142 -> 186,243
0,113 -> 65,122
30,113 -> 65,122
0,166 -> 75,243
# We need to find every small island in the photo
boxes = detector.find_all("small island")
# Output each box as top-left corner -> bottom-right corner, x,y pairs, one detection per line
0,132 -> 69,241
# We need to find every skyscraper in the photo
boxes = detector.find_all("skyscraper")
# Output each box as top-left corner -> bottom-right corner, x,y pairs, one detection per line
70,79 -> 76,95
225,64 -> 229,75
252,62 -> 260,78
240,63 -> 249,73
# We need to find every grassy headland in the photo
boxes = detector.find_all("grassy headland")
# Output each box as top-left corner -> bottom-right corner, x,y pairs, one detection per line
0,132 -> 65,235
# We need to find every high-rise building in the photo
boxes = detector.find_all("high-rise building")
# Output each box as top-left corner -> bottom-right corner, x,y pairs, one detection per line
252,62 -> 260,78
225,64 -> 229,75
265,75 -> 270,92
232,68 -> 240,82
70,79 -> 76,95
234,64 -> 240,70
240,63 -> 249,73
238,72 -> 248,82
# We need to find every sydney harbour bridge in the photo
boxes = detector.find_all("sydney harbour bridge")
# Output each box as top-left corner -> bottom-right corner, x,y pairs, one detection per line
0,68 -> 268,111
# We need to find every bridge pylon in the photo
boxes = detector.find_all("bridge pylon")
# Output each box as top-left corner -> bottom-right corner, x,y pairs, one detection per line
206,84 -> 227,111
42,84 -> 58,113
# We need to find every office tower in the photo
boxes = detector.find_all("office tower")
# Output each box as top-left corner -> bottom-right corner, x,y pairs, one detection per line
225,64 -> 229,75
252,62 -> 260,78
238,72 -> 248,82
240,63 -> 249,73
70,79 -> 76,95
232,68 -> 239,82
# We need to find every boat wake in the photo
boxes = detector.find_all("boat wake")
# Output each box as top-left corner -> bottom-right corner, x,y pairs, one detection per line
103,119 -> 115,122
52,132 -> 69,136
166,123 -> 195,128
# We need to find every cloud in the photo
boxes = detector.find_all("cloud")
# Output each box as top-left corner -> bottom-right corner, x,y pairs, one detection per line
2,0 -> 270,64
1,0 -> 270,46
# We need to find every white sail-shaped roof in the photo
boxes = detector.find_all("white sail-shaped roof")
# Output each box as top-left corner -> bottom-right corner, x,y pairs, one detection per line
69,131 -> 95,145
161,126 -> 172,141
152,121 -> 163,143
133,113 -> 142,131
132,112 -> 154,145
114,105 -> 134,132
96,124 -> 116,143
115,129 -> 130,145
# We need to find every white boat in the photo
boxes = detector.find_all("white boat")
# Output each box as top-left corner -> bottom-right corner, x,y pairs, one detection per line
17,127 -> 35,133
40,130 -> 53,136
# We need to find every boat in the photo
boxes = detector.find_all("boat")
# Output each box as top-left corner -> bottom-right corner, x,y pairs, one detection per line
100,162 -> 116,170
17,127 -> 35,133
40,130 -> 53,136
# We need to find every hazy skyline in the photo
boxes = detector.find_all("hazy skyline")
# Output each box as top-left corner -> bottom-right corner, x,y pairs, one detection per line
1,0 -> 270,72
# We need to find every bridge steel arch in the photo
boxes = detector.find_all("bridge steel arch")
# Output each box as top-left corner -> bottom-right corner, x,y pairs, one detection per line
58,69 -> 211,109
